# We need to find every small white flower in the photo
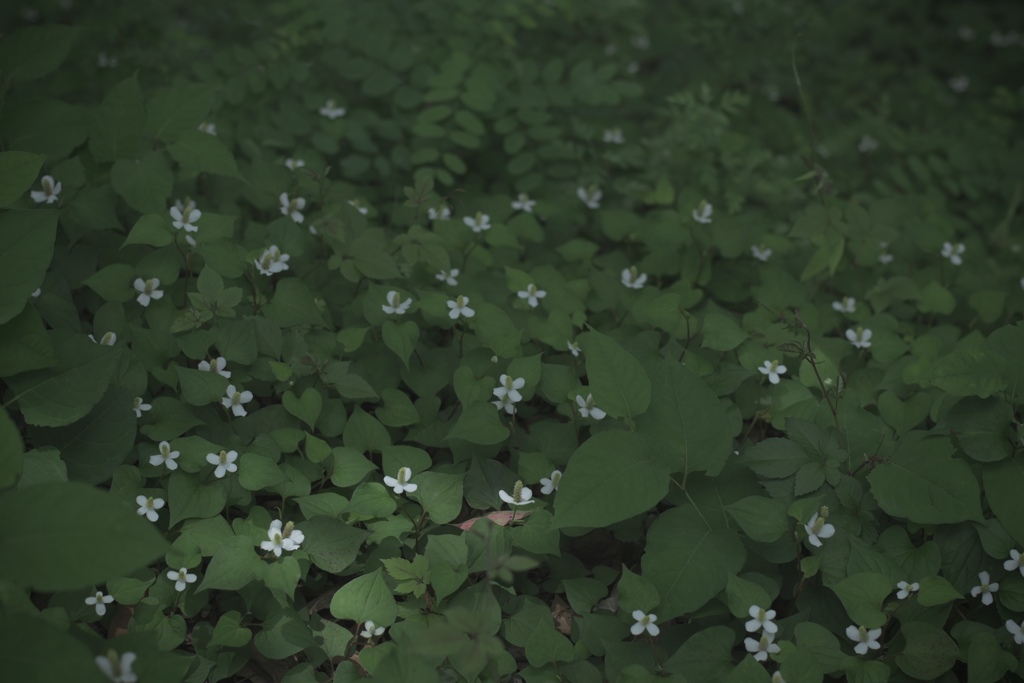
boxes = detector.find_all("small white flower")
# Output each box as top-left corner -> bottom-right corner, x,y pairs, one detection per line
166,566 -> 197,592
361,620 -> 386,639
97,52 -> 118,68
577,185 -> 602,209
436,268 -> 459,286
206,449 -> 239,478
567,341 -> 581,357
260,519 -> 305,557
858,135 -> 879,153
744,632 -> 781,662
133,397 -> 151,418
463,212 -> 491,233
692,200 -> 713,224
135,495 -> 165,523
576,393 -> 607,420
255,245 -> 290,276
32,287 -> 42,298
198,356 -> 231,378
149,441 -> 180,471
133,277 -> 163,307
516,283 -> 546,308
279,192 -> 306,223
878,253 -> 893,265
95,650 -> 137,683
621,266 -> 647,289
846,624 -> 882,655
511,193 -> 536,213
198,121 -> 217,136
602,128 -> 624,144
382,290 -> 413,315
221,385 -> 253,417
348,199 -> 369,215
948,75 -> 970,93
492,393 -> 517,415
85,590 -> 115,616
1004,549 -> 1024,576
539,470 -> 562,495
771,673 -> 786,683
751,245 -> 772,262
30,175 -> 62,204
383,466 -> 418,494
493,374 -> 526,404
745,605 -> 778,634
758,360 -> 787,385
941,241 -> 965,266
971,571 -> 999,606
319,99 -> 346,119
170,201 -> 201,232
447,295 -> 475,320
284,158 -> 306,170
896,581 -> 920,600
90,331 -> 117,346
428,205 -> 451,221
832,297 -> 856,314
630,610 -> 660,637
499,480 -> 534,507
804,508 -> 835,547
1007,619 -> 1024,645
846,327 -> 873,349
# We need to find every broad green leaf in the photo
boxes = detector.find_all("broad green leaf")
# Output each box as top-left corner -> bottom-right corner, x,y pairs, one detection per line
725,574 -> 771,619
553,430 -> 668,529
266,278 -> 324,327
524,625 -> 574,667
447,402 -> 510,445
724,496 -> 790,543
0,25 -> 79,83
967,631 -> 1016,683
0,151 -> 45,207
903,348 -> 1007,398
174,365 -> 231,407
89,76 -> 145,162
0,612 -> 101,683
283,388 -> 322,430
474,302 -> 522,358
663,626 -> 735,680
168,130 -> 242,179
895,621 -> 957,680
617,565 -> 660,614
701,310 -> 748,351
300,517 -> 368,574
122,214 -> 174,248
1,99 -> 88,160
210,611 -> 252,648
146,83 -> 216,143
0,407 -> 25,489
264,556 -> 301,604
110,152 -> 174,214
0,305 -> 53,377
167,471 -> 228,526
737,438 -> 810,478
409,471 -> 464,524
382,320 -> 419,368
199,535 -> 264,591
329,568 -> 399,626
16,448 -> 67,489
916,576 -> 962,606
982,455 -> 1024,547
916,281 -> 955,315
794,622 -> 845,675
0,481 -> 167,591
254,612 -> 315,660
584,328 -> 651,419
940,396 -> 1013,462
0,209 -> 57,325
238,452 -> 287,491
726,656 -> 772,683
830,572 -> 891,628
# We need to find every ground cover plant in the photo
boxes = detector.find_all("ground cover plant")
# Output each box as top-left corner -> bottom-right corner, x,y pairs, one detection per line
1,0 -> 1024,681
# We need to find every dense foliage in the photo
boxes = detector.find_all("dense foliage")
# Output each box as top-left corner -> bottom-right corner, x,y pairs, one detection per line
2,0 -> 1024,681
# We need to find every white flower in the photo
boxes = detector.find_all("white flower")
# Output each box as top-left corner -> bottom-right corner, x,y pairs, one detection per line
170,202 -> 201,232
284,158 -> 306,170
436,268 -> 459,285
692,200 -> 713,224
758,360 -> 787,385
198,121 -> 217,136
804,508 -> 835,547
149,441 -> 180,470
447,295 -> 475,320
621,266 -> 647,289
602,128 -> 624,144
516,283 -> 546,308
206,449 -> 239,478
511,193 -> 536,213
133,397 -> 151,418
348,199 -> 369,215
133,277 -> 163,307
135,495 -> 165,523
896,581 -> 920,600
858,135 -> 879,153
492,374 -> 526,404
260,519 -> 305,557
576,393 -> 607,420
31,287 -> 41,298
255,245 -> 290,276
198,356 -> 231,378
382,290 -> 413,316
221,385 -> 253,417
751,245 -> 772,262
746,605 -> 778,634
279,192 -> 306,223
630,610 -> 660,636
846,625 -> 882,655
463,212 -> 491,233
499,480 -> 534,507
941,241 -> 965,266
361,620 -> 386,639
493,393 -> 518,415
1004,549 -> 1024,576
577,185 -> 602,209
1007,619 -> 1024,645
948,75 -> 970,93
166,566 -> 197,592
97,52 -> 118,68
30,175 -> 62,204
832,297 -> 856,314
90,331 -> 117,346
540,470 -> 562,495
95,651 -> 137,683
319,99 -> 346,119
744,633 -> 781,662
428,205 -> 451,221
878,251 -> 894,265
846,327 -> 873,349
971,571 -> 999,606
85,590 -> 115,616
567,341 -> 581,358
383,466 -> 418,494
771,673 -> 786,683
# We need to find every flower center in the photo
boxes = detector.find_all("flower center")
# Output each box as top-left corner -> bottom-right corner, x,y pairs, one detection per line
456,295 -> 466,308
858,626 -> 868,641
219,450 -> 229,464
397,468 -> 409,484
811,506 -> 829,533
551,471 -> 562,487
512,480 -> 524,502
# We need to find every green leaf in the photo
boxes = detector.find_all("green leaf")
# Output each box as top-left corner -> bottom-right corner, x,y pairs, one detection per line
0,151 -> 45,207
0,408 -> 24,489
300,517 -> 368,574
264,556 -> 301,604
794,621 -> 845,676
867,432 -> 984,525
238,452 -> 287,491
701,310 -> 748,351
895,621 -> 957,680
903,348 -> 1007,398
525,625 -> 574,667
830,572 -> 891,628
146,83 -> 216,143
266,278 -> 324,327
474,302 -> 522,358
382,320 -> 419,368
617,565 -> 660,614
941,396 -> 1013,463
737,438 -> 810,478
553,431 -> 668,529
283,388 -> 322,430
982,455 -> 1024,548
584,328 -> 651,419
168,130 -> 242,179
916,281 -> 955,315
409,471 -> 465,524
0,612 -> 99,683
110,152 -> 174,214
0,305 -> 53,377
329,568 -> 399,625
199,535 -> 264,591
210,611 -> 252,648
967,631 -> 1016,683
167,471 -> 228,526
0,209 -> 57,325
724,496 -> 790,543
447,402 -> 510,445
122,214 -> 174,248
17,449 -> 67,489
663,626 -> 735,681
0,25 -> 79,83
0,481 -> 167,591
175,365 -> 231,407
725,574 -> 772,619
89,76 -> 145,162
916,576 -> 962,606
726,656 -> 772,683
